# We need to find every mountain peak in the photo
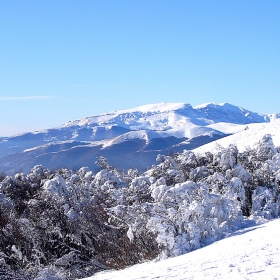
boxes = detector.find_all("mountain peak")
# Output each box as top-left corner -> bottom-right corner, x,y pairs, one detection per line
194,102 -> 244,110
118,102 -> 186,113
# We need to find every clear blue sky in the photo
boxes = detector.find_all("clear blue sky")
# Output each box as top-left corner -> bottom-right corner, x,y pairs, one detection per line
1,0 -> 279,136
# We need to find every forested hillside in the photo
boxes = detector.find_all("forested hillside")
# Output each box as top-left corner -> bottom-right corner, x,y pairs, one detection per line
0,134 -> 280,279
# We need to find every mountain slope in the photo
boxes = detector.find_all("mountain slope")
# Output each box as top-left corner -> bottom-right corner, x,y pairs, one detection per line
193,118 -> 280,155
0,102 -> 279,174
83,219 -> 280,280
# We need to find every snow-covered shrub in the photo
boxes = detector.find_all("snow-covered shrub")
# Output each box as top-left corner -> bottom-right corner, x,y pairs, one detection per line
254,134 -> 276,161
272,153 -> 280,169
252,186 -> 279,218
43,175 -> 68,200
189,166 -> 209,181
0,193 -> 14,228
124,176 -> 243,259
146,154 -> 185,186
219,144 -> 238,170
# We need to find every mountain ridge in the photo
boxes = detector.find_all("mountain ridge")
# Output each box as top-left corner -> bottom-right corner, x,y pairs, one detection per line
0,102 -> 279,174
62,102 -> 277,130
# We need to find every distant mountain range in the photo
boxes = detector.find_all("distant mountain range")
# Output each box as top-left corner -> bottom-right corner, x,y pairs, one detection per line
1,102 -> 279,174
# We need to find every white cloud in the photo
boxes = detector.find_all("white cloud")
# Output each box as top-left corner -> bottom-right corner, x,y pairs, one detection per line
0,96 -> 54,101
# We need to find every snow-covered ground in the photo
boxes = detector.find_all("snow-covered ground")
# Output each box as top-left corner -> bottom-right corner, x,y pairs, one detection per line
83,219 -> 280,280
193,118 -> 280,155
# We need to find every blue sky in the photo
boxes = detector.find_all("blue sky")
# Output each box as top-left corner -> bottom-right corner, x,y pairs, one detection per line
0,0 -> 279,136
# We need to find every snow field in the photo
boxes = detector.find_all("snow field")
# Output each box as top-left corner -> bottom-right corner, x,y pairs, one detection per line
194,119 -> 280,155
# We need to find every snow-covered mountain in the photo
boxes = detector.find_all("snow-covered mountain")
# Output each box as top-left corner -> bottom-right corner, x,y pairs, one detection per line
83,218 -> 280,280
0,102 -> 279,174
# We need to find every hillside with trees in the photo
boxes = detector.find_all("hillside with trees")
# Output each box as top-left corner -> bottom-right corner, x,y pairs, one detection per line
0,134 -> 280,279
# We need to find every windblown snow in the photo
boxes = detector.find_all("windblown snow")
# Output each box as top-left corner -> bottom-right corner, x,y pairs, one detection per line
83,219 -> 280,280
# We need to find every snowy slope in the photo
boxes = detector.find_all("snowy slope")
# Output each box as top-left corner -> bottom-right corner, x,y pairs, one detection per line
193,118 -> 280,155
83,219 -> 280,280
0,102 -> 279,174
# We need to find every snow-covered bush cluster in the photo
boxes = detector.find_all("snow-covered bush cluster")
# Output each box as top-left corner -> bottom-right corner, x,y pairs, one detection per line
0,134 -> 280,279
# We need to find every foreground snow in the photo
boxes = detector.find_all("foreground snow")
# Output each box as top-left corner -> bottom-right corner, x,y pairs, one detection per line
83,219 -> 280,280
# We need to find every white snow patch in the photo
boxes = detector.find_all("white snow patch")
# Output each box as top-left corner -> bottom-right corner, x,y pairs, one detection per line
206,122 -> 248,134
194,119 -> 280,155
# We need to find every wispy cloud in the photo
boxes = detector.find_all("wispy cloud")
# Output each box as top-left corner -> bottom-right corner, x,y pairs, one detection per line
0,96 -> 55,101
